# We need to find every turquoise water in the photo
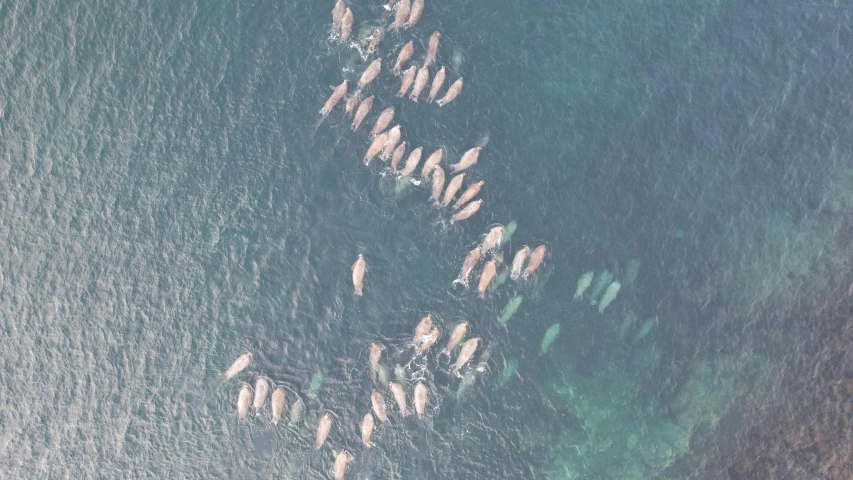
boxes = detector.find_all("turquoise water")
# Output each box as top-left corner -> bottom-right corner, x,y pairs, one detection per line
2,0 -> 853,478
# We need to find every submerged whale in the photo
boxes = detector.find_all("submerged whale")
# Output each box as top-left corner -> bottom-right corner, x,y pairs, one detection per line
540,323 -> 561,355
499,295 -> 523,325
598,281 -> 621,313
573,271 -> 593,300
289,397 -> 305,425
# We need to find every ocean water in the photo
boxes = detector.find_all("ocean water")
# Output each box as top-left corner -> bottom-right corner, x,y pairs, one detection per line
2,0 -> 853,478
